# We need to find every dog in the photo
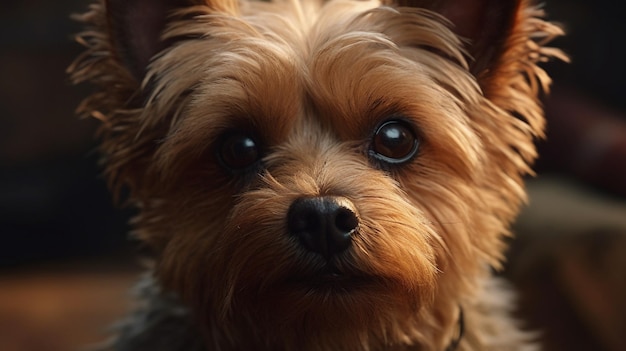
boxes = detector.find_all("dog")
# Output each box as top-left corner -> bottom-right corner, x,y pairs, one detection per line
69,0 -> 565,350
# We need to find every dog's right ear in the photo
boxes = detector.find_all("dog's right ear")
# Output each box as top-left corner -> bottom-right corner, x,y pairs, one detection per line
105,0 -> 239,80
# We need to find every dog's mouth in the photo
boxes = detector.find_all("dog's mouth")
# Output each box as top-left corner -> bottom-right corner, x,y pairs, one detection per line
286,265 -> 377,292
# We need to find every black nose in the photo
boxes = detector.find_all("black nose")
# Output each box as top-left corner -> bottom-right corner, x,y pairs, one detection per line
287,196 -> 359,258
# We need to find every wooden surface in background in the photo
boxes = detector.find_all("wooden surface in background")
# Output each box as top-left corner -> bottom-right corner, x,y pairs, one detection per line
0,266 -> 138,351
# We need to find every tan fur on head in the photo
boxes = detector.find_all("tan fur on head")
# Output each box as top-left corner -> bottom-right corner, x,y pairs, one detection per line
69,0 -> 565,350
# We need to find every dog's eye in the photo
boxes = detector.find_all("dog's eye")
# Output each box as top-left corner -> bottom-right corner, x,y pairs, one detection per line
218,132 -> 261,171
370,120 -> 420,164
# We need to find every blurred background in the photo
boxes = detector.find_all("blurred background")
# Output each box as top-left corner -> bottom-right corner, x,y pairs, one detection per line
0,0 -> 624,350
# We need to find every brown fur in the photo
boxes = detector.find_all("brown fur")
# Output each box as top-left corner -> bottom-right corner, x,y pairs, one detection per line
69,0 -> 565,350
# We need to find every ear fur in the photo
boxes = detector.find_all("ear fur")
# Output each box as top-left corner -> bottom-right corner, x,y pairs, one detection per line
382,0 -> 564,95
106,0 -> 239,80
394,0 -> 519,73
105,0 -> 188,79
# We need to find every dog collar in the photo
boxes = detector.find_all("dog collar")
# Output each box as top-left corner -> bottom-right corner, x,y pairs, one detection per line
444,308 -> 464,351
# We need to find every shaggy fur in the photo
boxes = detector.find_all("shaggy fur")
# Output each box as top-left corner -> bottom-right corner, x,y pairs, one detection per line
69,0 -> 565,350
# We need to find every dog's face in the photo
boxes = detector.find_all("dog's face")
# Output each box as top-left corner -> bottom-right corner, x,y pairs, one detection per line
71,0 -> 563,349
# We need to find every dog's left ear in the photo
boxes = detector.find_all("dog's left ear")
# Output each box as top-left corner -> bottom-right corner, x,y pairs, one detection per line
384,0 -> 523,89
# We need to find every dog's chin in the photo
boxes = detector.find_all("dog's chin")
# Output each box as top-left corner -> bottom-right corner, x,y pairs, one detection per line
213,266 -> 424,349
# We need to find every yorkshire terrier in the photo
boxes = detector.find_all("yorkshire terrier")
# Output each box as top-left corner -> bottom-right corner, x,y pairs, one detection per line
70,0 -> 565,350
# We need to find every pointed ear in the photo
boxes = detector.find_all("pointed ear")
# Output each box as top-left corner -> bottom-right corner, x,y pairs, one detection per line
384,0 -> 521,79
105,0 -> 239,80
